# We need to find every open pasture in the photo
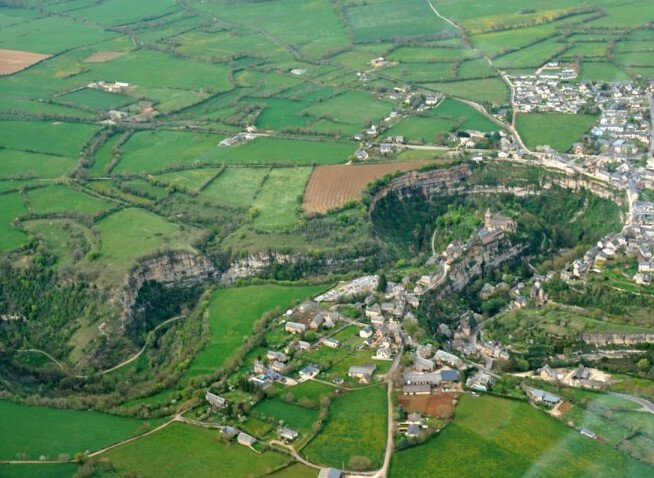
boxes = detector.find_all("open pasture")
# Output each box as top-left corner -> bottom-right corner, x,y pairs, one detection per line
0,48 -> 49,75
303,160 -> 433,213
0,120 -> 97,157
0,15 -> 116,54
185,284 -> 324,377
200,167 -> 268,208
70,0 -> 179,27
344,0 -> 454,42
95,208 -> 197,275
77,49 -> 232,92
432,98 -> 500,131
390,394 -> 653,477
0,192 -> 28,251
252,167 -> 312,231
155,168 -> 220,192
0,399 -> 158,460
114,130 -> 220,174
197,0 -> 349,59
516,112 -> 598,152
58,87 -> 134,111
302,384 -> 387,469
425,78 -> 509,105
252,398 -> 318,432
103,422 -> 289,478
302,91 -> 394,130
0,149 -> 76,179
209,137 -> 356,166
27,185 -> 113,216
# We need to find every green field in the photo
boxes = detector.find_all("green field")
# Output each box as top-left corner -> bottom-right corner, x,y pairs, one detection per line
103,422 -> 289,478
252,167 -> 313,231
0,120 -> 97,157
185,284 -> 325,377
155,168 -> 220,192
57,87 -> 134,111
0,192 -> 28,251
516,112 -> 598,152
302,384 -> 387,469
252,398 -> 318,432
0,150 -> 76,179
0,464 -> 80,478
344,0 -> 454,42
95,208 -> 197,275
425,78 -> 510,105
200,167 -> 269,208
0,399 -> 158,460
390,394 -> 653,477
114,130 -> 220,174
27,185 -> 113,216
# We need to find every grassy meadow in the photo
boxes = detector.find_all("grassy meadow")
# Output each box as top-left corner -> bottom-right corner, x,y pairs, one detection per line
516,113 -> 598,152
0,399 -> 159,460
185,284 -> 325,377
103,422 -> 289,478
390,394 -> 653,477
302,384 -> 387,469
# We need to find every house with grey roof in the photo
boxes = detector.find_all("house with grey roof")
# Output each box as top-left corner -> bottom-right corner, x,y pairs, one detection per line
237,432 -> 257,447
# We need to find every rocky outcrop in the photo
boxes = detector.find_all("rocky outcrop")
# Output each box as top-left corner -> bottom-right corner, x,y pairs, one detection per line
441,239 -> 527,294
218,252 -> 296,284
582,332 -> 654,346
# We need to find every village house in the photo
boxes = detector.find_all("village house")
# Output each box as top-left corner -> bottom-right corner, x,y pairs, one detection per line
360,326 -> 373,338
237,432 -> 257,447
348,364 -> 377,381
527,388 -> 561,406
221,426 -> 240,438
322,337 -> 340,349
267,350 -> 288,363
435,350 -> 463,369
279,427 -> 298,441
413,355 -> 435,372
403,383 -> 431,395
299,364 -> 320,380
205,391 -> 228,409
310,314 -> 324,330
285,321 -> 306,334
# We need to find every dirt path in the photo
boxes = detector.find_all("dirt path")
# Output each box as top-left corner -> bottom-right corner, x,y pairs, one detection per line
96,315 -> 184,376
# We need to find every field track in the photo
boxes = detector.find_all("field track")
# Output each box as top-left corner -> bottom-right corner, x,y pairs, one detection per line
303,160 -> 433,214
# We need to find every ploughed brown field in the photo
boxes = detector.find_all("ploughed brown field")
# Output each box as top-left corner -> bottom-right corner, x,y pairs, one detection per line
0,49 -> 50,75
303,160 -> 433,214
398,392 -> 457,419
83,51 -> 126,63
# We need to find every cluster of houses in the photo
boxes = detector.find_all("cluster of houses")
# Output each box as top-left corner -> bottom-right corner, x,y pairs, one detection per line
510,63 -> 589,114
536,364 -> 613,389
512,64 -> 653,158
402,345 -> 462,395
587,83 -> 652,157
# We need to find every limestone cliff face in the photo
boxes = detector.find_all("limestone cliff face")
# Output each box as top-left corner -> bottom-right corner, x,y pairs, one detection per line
369,162 -> 625,214
122,251 -> 218,326
218,252 -> 296,284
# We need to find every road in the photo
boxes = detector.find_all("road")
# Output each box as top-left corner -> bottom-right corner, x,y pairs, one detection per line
375,347 -> 404,478
427,1 -> 529,152
609,392 -> 654,414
